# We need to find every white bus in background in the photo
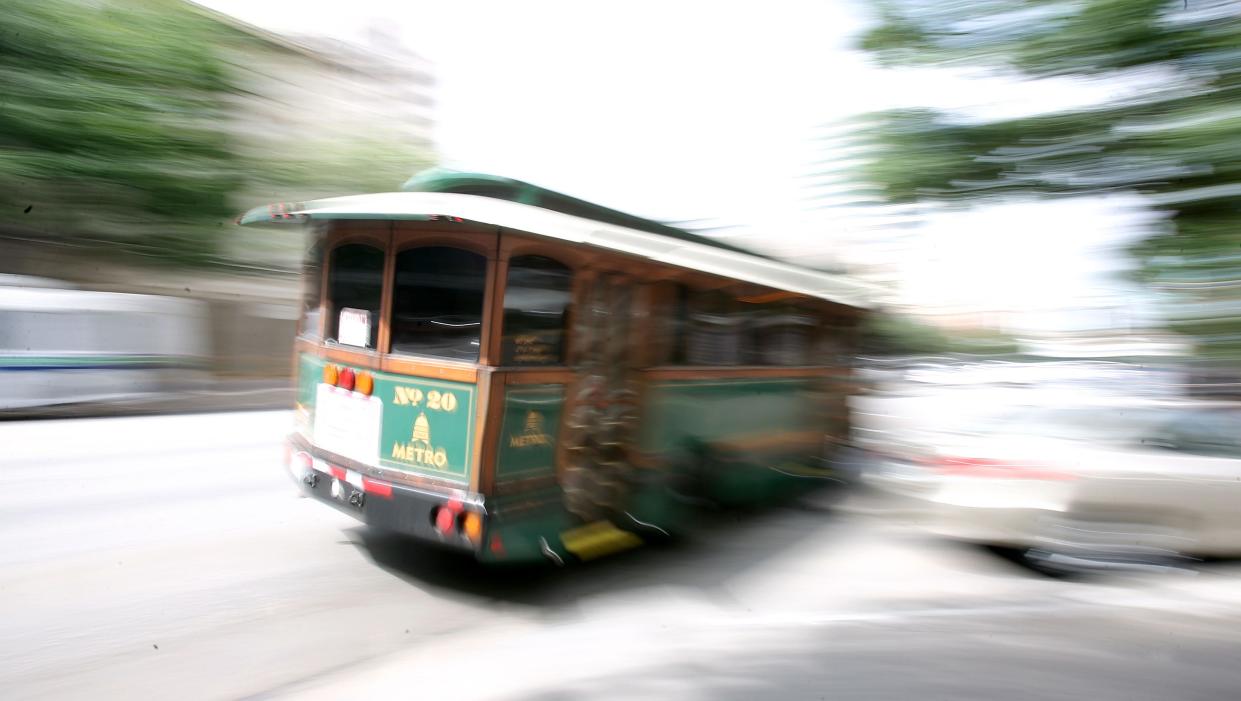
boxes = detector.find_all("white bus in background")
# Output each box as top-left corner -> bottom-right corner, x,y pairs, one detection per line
0,276 -> 210,411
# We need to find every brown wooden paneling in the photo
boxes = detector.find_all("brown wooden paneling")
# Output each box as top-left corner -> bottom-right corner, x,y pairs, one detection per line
500,368 -> 576,384
377,224 -> 396,353
322,346 -> 383,370
499,232 -> 598,268
629,278 -> 656,368
565,267 -> 597,368
391,225 -> 498,256
642,366 -> 843,381
313,224 -> 330,340
475,372 -> 508,496
481,228 -> 504,366
469,367 -> 495,493
484,253 -> 507,366
327,220 -> 391,246
381,355 -> 479,383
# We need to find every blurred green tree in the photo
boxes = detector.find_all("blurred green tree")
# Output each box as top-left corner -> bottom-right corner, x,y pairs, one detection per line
0,0 -> 245,265
859,313 -> 951,355
854,0 -> 1241,360
0,0 -> 434,268
859,312 -> 1020,356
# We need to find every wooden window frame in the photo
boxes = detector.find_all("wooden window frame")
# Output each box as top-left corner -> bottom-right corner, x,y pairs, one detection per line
320,223 -> 390,363
387,225 -> 499,367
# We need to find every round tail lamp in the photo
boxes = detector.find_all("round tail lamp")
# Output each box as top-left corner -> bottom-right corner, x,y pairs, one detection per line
462,512 -> 483,545
338,367 -> 356,392
323,364 -> 338,386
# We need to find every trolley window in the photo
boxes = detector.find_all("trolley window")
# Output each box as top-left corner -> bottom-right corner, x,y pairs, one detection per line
391,246 -> 487,361
327,243 -> 383,348
501,255 -> 572,365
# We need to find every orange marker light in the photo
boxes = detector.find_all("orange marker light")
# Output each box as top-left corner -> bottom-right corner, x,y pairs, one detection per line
323,364 -> 338,386
356,372 -> 374,396
462,512 -> 483,544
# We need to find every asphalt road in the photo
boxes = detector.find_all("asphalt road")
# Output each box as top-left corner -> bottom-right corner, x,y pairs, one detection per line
2,409 -> 1240,700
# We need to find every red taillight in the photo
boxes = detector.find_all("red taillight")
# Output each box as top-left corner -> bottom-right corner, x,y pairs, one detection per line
338,367 -> 356,392
932,456 -> 1075,481
434,506 -> 455,534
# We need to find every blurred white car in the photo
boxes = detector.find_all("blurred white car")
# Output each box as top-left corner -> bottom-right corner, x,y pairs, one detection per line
866,398 -> 1241,570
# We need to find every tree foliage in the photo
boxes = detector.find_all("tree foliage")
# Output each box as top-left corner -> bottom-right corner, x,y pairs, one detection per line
0,0 -> 434,268
854,0 -> 1241,358
0,0 -> 247,264
860,312 -> 1020,356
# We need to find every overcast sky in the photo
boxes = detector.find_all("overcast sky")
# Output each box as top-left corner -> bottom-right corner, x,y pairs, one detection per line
198,0 -> 1155,333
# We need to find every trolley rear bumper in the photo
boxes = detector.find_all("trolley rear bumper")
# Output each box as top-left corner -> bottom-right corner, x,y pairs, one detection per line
286,433 -> 483,553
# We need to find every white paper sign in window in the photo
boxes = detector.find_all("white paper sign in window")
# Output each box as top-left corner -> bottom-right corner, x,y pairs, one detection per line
337,307 -> 371,348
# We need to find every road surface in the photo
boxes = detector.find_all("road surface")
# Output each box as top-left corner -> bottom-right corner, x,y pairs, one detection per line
1,408 -> 1240,700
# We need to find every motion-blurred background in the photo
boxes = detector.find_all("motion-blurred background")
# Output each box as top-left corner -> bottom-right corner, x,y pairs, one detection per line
4,0 -> 1240,411
5,2 -> 1241,698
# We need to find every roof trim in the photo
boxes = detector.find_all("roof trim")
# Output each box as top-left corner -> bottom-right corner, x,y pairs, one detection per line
238,192 -> 876,309
401,168 -> 768,258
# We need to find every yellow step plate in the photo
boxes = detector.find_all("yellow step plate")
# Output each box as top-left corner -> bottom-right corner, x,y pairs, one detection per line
560,520 -> 643,561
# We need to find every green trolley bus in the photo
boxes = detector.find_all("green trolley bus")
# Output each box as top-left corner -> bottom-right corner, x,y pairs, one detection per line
241,170 -> 873,564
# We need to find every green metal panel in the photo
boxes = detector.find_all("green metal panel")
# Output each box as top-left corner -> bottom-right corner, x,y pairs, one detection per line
494,384 -> 565,482
376,374 -> 476,479
295,353 -> 477,481
297,353 -> 320,411
638,378 -> 820,454
295,353 -> 321,435
479,488 -> 574,564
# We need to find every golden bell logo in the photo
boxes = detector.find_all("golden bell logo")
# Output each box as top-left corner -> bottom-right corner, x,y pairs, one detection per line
392,411 -> 449,469
412,412 -> 431,443
525,410 -> 543,433
509,410 -> 552,448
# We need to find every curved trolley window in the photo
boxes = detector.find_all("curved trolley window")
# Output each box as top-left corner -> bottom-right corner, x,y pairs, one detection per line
327,243 -> 383,348
502,255 -> 572,365
391,246 -> 487,361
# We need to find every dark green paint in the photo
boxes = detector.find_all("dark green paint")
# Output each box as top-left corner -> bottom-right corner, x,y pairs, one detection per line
375,374 -> 476,479
494,384 -> 564,482
638,379 -> 820,454
294,352 -> 476,481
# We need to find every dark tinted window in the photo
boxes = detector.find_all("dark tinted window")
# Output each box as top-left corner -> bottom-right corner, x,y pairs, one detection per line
663,284 -> 691,365
391,247 -> 487,360
685,290 -> 744,366
327,243 -> 383,348
746,306 -> 817,366
502,255 -> 572,365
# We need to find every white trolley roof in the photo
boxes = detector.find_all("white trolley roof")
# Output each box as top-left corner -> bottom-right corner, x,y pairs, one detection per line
240,191 -> 876,309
